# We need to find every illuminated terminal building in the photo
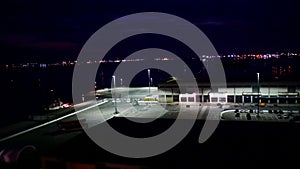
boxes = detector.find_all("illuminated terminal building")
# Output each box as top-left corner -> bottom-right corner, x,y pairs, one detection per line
158,79 -> 300,105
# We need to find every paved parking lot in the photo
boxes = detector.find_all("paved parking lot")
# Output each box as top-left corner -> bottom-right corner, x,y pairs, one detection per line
233,112 -> 289,121
221,105 -> 300,122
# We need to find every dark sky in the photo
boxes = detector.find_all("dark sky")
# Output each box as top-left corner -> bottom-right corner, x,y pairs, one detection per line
0,0 -> 299,63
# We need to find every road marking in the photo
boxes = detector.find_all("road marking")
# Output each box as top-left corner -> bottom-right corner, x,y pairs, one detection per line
0,100 -> 109,143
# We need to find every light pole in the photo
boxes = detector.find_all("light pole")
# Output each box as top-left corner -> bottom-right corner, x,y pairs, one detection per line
257,72 -> 260,118
148,69 -> 151,95
112,75 -> 118,114
150,78 -> 153,87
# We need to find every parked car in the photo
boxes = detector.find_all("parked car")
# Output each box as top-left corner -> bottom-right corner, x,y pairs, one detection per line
260,102 -> 266,107
62,103 -> 73,108
283,114 -> 289,119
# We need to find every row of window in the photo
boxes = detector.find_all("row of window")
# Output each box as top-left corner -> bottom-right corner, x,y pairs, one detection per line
210,97 -> 226,102
180,96 -> 227,103
228,96 -> 300,104
160,94 -> 300,104
180,97 -> 195,102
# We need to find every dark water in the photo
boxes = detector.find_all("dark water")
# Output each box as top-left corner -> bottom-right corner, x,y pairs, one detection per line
0,66 -> 74,127
0,57 -> 300,127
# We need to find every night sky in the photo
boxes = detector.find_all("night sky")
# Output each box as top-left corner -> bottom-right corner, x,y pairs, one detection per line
0,0 -> 299,63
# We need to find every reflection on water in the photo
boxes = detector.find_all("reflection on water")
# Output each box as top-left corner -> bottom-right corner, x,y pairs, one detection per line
1,57 -> 300,126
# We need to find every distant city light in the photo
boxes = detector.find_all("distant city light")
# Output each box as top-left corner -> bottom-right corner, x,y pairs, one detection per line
0,52 -> 299,70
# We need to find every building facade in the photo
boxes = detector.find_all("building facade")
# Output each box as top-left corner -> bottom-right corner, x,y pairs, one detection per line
158,81 -> 300,104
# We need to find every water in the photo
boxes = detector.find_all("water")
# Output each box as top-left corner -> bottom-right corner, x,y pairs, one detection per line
1,57 -> 300,127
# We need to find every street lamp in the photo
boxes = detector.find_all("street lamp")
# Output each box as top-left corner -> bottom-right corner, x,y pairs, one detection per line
148,69 -> 151,95
257,72 -> 260,118
112,75 -> 119,114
